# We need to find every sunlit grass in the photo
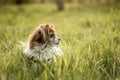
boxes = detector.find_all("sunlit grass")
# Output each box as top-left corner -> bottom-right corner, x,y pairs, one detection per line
0,3 -> 120,80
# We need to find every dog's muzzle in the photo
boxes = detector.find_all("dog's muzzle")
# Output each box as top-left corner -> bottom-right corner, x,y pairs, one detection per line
54,37 -> 61,45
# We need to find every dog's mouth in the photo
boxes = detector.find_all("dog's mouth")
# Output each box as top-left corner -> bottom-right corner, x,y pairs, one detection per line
54,42 -> 60,45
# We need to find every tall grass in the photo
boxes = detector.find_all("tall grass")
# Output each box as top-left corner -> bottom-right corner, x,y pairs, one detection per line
0,4 -> 120,80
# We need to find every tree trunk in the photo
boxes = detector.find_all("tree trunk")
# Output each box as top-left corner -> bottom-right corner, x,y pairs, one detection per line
56,0 -> 64,11
115,0 -> 120,2
16,0 -> 23,5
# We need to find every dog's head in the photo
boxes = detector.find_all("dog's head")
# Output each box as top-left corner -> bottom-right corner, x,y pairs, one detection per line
29,24 -> 61,49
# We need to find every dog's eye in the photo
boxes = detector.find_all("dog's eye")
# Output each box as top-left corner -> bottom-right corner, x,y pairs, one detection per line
38,31 -> 41,33
50,34 -> 54,37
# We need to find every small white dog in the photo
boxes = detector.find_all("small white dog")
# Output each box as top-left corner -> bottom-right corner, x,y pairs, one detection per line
22,24 -> 63,63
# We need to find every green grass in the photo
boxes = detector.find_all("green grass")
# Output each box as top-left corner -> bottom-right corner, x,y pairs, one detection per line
0,3 -> 120,80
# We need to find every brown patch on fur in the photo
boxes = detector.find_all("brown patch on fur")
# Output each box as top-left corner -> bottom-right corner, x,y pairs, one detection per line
29,23 -> 55,49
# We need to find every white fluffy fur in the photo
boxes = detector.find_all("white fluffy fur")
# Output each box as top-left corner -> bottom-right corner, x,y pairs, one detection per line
23,42 -> 63,63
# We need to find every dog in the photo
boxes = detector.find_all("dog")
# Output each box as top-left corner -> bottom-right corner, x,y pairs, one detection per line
22,24 -> 63,63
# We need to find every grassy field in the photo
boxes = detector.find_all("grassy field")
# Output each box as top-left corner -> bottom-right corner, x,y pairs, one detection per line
0,3 -> 120,80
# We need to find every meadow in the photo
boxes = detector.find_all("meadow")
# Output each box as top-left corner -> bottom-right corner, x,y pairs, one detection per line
0,3 -> 120,80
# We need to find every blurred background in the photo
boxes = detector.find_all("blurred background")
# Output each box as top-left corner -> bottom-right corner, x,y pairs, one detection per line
0,0 -> 120,11
0,0 -> 120,80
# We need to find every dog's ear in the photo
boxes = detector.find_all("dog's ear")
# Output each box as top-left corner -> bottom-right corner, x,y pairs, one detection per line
29,26 -> 46,49
44,24 -> 55,35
